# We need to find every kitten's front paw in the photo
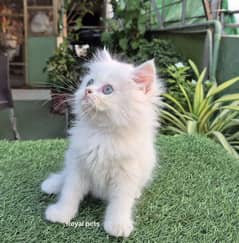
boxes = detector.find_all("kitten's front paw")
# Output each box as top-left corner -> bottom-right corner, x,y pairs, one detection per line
104,217 -> 133,238
45,203 -> 76,224
41,173 -> 63,194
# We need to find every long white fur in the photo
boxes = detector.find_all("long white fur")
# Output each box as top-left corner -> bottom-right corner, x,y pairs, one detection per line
41,49 -> 163,237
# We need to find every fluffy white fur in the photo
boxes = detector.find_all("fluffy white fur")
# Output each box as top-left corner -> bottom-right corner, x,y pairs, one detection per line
41,49 -> 163,237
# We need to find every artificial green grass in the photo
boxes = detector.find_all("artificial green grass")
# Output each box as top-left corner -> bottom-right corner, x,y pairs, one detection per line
1,135 -> 239,242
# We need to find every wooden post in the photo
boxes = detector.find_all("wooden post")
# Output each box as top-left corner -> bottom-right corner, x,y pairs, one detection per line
202,0 -> 213,20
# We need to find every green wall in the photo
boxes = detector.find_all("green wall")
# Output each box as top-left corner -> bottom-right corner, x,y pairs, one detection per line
217,36 -> 239,93
0,101 -> 66,140
28,37 -> 56,87
152,32 -> 206,70
153,33 -> 239,92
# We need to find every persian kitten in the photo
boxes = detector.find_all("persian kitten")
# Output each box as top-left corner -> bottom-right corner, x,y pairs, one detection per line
41,49 -> 162,237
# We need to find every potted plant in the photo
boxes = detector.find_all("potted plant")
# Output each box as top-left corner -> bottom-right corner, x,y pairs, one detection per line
44,39 -> 85,114
161,60 -> 239,158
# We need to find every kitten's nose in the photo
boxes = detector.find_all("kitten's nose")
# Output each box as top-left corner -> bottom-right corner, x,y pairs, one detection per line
85,88 -> 93,96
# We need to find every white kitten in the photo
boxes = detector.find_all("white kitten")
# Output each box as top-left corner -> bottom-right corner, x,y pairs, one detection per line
41,49 -> 163,237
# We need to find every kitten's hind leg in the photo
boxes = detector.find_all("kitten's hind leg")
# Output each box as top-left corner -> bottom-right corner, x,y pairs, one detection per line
41,172 -> 64,195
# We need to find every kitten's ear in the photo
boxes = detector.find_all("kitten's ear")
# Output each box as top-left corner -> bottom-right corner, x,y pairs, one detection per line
133,59 -> 156,93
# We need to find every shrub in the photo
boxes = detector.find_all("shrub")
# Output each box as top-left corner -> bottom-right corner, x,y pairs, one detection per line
131,38 -> 185,76
44,39 -> 83,94
101,0 -> 151,55
163,63 -> 195,108
161,60 -> 239,158
101,0 -> 185,76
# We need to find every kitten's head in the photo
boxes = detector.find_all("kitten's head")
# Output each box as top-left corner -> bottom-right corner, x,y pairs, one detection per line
73,49 -> 161,130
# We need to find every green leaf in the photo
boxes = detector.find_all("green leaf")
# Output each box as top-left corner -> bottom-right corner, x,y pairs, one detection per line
161,110 -> 187,131
162,102 -> 193,122
193,68 -> 206,115
206,81 -> 217,97
131,41 -> 139,50
228,130 -> 239,141
119,0 -> 126,10
75,18 -> 82,30
209,77 -> 239,96
138,22 -> 146,34
125,19 -> 132,29
210,111 -> 239,132
223,119 -> 239,131
198,103 -> 220,133
187,120 -> 197,134
209,101 -> 239,129
198,97 -> 212,116
211,131 -> 239,159
221,105 -> 239,111
216,94 -> 239,103
178,84 -> 193,113
188,59 -> 200,78
165,126 -> 185,134
119,38 -> 128,51
162,93 -> 186,113
101,32 -> 112,43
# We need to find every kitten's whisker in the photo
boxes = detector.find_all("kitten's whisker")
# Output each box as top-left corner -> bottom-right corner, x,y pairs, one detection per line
79,105 -> 97,121
87,104 -> 97,121
80,108 -> 92,119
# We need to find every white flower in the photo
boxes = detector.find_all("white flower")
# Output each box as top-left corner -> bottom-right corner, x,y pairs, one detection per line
191,79 -> 197,85
175,62 -> 184,68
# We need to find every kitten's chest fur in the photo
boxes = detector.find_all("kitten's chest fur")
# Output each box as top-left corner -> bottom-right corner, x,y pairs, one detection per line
70,125 -> 144,199
86,132 -> 135,199
85,144 -> 117,199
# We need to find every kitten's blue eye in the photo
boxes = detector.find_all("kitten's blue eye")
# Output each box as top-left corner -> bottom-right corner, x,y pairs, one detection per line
102,84 -> 114,95
86,79 -> 94,87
